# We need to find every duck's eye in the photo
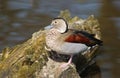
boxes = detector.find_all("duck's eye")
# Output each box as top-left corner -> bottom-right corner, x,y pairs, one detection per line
54,21 -> 57,23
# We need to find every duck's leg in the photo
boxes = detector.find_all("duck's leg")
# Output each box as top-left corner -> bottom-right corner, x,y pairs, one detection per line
60,55 -> 73,68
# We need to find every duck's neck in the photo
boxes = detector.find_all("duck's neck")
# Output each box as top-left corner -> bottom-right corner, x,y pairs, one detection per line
46,29 -> 59,41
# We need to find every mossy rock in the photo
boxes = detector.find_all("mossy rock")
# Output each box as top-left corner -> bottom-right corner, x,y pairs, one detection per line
0,10 -> 102,78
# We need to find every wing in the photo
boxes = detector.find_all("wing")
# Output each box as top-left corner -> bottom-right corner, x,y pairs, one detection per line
65,30 -> 103,46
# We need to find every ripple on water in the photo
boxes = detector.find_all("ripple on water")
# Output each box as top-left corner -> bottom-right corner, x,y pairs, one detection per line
15,11 -> 28,18
6,35 -> 26,42
8,1 -> 32,10
12,22 -> 22,28
112,0 -> 120,10
110,17 -> 120,39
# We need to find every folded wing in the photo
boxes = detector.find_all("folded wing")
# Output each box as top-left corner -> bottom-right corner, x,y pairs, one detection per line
65,30 -> 103,46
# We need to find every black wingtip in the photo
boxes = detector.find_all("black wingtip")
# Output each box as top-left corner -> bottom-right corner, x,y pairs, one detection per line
97,40 -> 103,46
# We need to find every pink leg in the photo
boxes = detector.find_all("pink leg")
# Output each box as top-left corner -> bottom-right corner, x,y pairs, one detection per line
60,55 -> 73,68
67,55 -> 73,64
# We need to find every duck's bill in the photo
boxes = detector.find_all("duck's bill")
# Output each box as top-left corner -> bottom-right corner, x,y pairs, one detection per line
44,25 -> 53,30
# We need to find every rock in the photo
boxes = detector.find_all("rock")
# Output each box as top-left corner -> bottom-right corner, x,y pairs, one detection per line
0,10 -> 102,78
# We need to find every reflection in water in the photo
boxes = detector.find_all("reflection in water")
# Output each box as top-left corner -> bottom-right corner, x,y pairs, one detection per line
0,0 -> 120,78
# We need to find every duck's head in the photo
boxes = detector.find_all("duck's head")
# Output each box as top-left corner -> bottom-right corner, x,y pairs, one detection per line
51,18 -> 68,33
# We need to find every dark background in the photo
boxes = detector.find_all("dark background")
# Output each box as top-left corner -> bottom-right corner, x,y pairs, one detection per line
0,0 -> 120,78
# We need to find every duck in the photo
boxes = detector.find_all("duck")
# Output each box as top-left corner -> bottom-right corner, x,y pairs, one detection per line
45,18 -> 102,67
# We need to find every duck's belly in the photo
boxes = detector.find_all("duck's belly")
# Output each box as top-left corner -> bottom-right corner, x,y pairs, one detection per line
52,42 -> 88,55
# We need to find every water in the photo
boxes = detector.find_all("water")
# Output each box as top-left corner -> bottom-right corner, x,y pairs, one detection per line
0,0 -> 120,78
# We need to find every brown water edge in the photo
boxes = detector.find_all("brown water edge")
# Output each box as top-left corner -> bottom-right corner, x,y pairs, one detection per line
98,17 -> 120,78
97,0 -> 120,78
